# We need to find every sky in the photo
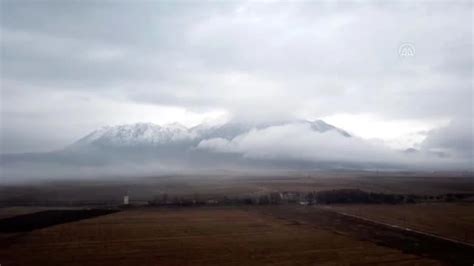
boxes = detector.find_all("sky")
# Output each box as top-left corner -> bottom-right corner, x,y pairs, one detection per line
0,0 -> 472,157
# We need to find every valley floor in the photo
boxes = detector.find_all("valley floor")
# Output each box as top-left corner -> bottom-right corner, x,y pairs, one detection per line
0,206 -> 454,266
1,174 -> 473,265
325,203 -> 474,245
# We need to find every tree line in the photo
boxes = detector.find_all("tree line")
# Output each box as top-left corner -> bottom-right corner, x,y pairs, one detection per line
148,189 -> 474,206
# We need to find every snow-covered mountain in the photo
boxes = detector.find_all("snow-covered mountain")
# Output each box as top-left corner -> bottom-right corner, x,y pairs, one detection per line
4,119 -> 467,179
74,122 -> 196,147
1,119 -> 364,177
70,119 -> 350,149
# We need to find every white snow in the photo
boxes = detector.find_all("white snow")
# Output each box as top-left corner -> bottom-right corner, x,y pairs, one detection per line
74,120 -> 350,147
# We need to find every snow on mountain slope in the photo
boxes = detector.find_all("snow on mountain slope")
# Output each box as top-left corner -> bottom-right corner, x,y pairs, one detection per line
74,122 -> 195,147
6,119 -> 466,175
71,119 -> 350,149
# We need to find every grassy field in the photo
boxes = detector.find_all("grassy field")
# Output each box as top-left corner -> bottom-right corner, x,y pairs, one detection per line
326,203 -> 474,244
0,207 -> 440,266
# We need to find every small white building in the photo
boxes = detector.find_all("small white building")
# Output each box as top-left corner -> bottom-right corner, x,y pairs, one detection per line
123,195 -> 130,205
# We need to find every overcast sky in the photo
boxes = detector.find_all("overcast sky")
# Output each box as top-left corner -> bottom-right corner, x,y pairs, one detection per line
0,0 -> 472,154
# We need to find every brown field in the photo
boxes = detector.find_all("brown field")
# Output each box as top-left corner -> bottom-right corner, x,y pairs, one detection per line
0,207 -> 440,266
326,203 -> 474,244
1,174 -> 473,265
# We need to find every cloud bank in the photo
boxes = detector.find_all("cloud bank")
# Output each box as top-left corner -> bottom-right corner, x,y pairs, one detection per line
197,122 -> 472,170
1,1 -> 472,154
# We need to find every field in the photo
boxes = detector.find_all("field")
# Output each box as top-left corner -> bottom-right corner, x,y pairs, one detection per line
257,205 -> 474,265
1,173 -> 473,265
326,203 -> 474,244
0,207 -> 441,266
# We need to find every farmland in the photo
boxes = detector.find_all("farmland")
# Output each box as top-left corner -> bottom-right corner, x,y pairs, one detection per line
0,207 -> 441,266
325,203 -> 474,244
0,173 -> 473,265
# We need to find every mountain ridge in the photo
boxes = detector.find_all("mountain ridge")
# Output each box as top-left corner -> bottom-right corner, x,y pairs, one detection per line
3,119 -> 392,174
70,119 -> 351,149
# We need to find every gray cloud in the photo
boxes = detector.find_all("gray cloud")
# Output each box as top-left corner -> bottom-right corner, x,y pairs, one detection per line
1,0 -> 472,160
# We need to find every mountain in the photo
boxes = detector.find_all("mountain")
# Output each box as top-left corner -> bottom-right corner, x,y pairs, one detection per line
1,119 -> 469,180
70,119 -> 350,150
1,119 -> 359,178
72,122 -> 196,148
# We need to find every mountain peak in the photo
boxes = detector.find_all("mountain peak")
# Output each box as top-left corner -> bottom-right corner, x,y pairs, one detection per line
306,120 -> 351,137
71,119 -> 349,149
73,122 -> 192,147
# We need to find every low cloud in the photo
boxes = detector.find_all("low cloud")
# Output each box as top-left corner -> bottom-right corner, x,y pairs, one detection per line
1,120 -> 472,183
421,118 -> 473,160
198,123 -> 473,170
